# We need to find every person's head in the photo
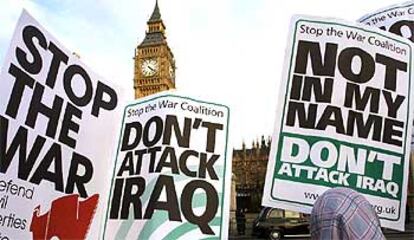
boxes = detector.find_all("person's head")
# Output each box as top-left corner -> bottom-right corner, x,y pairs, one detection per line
310,187 -> 385,240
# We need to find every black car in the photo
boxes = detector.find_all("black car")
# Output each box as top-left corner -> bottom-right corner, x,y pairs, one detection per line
252,207 -> 310,239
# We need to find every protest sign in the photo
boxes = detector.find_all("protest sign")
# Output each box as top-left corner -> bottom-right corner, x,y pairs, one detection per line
262,15 -> 414,231
0,11 -> 124,239
103,93 -> 232,239
358,1 -> 414,41
359,1 -> 414,149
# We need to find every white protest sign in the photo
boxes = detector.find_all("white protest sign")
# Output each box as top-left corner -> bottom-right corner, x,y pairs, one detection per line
359,0 -> 414,39
262,15 -> 414,231
359,0 -> 414,149
0,11 -> 124,239
103,93 -> 232,240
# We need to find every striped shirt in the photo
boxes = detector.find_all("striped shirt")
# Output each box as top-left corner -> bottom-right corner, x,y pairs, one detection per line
310,187 -> 385,240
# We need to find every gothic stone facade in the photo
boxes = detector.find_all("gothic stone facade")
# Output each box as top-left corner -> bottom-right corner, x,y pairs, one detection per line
232,137 -> 270,212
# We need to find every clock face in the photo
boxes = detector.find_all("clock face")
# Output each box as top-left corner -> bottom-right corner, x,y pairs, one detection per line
141,58 -> 158,77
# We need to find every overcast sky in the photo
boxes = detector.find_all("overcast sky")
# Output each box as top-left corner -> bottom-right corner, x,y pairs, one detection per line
0,0 -> 401,148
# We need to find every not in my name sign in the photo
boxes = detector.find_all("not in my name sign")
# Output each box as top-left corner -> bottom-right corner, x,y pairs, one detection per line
263,15 -> 414,231
359,1 -> 414,149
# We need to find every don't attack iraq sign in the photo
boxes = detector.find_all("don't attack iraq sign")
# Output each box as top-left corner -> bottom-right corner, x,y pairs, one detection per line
0,11 -> 124,239
263,15 -> 414,231
103,94 -> 232,239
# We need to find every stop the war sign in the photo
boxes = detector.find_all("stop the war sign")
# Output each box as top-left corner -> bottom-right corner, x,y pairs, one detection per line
0,11 -> 124,239
262,15 -> 414,231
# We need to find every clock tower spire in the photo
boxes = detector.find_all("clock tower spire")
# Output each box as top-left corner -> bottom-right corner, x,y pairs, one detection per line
134,0 -> 176,99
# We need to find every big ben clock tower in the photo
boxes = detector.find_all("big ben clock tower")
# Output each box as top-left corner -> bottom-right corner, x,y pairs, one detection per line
134,0 -> 176,99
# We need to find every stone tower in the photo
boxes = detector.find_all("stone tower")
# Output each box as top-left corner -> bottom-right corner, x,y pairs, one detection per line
133,0 -> 176,99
